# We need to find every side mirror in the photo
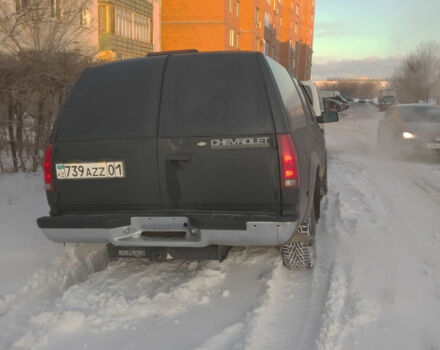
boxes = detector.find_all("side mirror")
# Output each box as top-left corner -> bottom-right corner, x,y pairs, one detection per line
318,111 -> 339,123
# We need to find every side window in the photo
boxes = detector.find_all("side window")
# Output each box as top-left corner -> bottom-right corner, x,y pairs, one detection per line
295,80 -> 317,123
265,56 -> 307,130
303,85 -> 314,105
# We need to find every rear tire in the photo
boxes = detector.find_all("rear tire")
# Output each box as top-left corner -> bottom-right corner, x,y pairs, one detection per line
280,205 -> 316,269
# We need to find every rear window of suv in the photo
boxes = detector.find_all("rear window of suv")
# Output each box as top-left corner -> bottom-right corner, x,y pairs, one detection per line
53,56 -> 166,142
159,53 -> 274,137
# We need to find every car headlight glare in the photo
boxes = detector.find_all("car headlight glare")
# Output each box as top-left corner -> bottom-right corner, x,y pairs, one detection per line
402,132 -> 416,139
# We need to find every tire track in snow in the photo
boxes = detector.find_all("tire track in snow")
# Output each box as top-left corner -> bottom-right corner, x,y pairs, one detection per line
10,249 -> 273,350
0,244 -> 108,349
237,196 -> 337,350
316,157 -> 384,350
317,125 -> 440,350
190,179 -> 349,350
198,195 -> 339,350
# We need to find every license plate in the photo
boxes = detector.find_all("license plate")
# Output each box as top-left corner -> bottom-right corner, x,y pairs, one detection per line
55,161 -> 125,180
427,143 -> 440,150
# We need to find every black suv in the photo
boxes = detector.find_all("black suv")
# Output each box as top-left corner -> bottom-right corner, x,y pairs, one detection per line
37,51 -> 337,269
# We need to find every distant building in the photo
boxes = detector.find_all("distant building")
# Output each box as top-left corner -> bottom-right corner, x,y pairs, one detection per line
161,0 -> 316,80
5,0 -> 314,74
95,0 -> 156,60
315,77 -> 392,89
1,0 -> 158,59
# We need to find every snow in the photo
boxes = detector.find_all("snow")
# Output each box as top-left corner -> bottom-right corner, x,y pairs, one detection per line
1,104 -> 440,350
0,173 -> 64,296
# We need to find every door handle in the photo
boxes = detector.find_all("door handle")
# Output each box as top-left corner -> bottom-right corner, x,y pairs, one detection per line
166,153 -> 191,165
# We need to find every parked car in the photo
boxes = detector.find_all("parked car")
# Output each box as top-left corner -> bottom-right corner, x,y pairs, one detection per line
325,97 -> 347,112
377,104 -> 440,157
301,80 -> 325,118
37,51 -> 339,269
334,95 -> 349,106
358,96 -> 367,103
379,95 -> 397,111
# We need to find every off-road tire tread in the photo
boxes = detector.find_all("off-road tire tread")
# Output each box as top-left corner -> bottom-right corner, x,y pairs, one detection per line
281,208 -> 316,269
281,241 -> 314,269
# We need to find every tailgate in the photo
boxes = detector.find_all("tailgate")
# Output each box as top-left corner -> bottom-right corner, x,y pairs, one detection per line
158,53 -> 281,214
49,56 -> 166,212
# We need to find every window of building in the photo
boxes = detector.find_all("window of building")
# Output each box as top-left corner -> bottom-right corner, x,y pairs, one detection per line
255,7 -> 260,26
236,1 -> 240,16
296,3 -> 300,16
113,6 -> 151,43
80,8 -> 91,28
264,12 -> 270,28
229,29 -> 234,47
115,7 -> 131,38
98,4 -> 115,33
229,0 -> 232,13
15,0 -> 28,12
236,32 -> 240,48
148,18 -> 153,43
51,0 -> 62,18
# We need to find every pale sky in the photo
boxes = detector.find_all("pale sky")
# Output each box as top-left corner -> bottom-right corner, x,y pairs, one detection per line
311,0 -> 440,80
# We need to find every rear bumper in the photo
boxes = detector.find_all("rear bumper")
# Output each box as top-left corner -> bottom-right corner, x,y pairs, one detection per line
37,215 -> 297,247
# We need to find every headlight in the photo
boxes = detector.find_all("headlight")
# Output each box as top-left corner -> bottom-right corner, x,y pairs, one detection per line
402,132 -> 416,139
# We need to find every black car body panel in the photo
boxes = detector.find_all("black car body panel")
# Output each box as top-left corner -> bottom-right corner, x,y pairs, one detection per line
38,51 -> 328,247
49,57 -> 166,213
158,53 -> 280,213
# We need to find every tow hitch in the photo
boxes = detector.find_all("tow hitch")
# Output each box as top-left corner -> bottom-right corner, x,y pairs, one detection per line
107,245 -> 231,262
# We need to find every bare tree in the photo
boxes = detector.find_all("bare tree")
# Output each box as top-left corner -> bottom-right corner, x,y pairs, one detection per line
0,51 -> 90,172
393,41 -> 440,103
0,0 -> 95,54
0,0 -> 95,173
319,80 -> 381,99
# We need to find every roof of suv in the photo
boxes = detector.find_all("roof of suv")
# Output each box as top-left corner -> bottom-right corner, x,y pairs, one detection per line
51,50 -> 282,142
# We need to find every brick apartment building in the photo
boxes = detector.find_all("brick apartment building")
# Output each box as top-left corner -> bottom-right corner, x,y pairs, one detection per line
6,0 -> 314,76
161,0 -> 315,80
93,0 -> 161,60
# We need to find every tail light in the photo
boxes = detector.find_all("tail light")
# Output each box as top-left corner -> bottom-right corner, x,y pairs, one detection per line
43,144 -> 55,191
277,134 -> 300,189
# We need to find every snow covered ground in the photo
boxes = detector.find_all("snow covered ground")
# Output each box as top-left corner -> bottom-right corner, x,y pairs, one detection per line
0,173 -> 64,296
1,104 -> 440,350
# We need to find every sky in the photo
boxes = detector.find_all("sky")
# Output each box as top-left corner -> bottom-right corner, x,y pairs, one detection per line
311,0 -> 440,80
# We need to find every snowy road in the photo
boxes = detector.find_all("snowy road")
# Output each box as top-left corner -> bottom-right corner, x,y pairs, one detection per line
1,104 -> 440,350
